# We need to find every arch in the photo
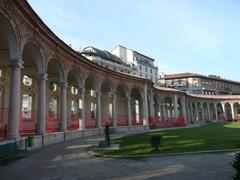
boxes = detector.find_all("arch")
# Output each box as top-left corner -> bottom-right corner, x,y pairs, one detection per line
0,12 -> 20,139
209,103 -> 215,121
46,58 -> 65,132
233,102 -> 240,121
116,85 -> 128,126
66,68 -> 83,131
202,102 -> 209,121
19,41 -> 46,136
21,38 -> 46,74
225,103 -> 233,121
177,97 -> 183,115
216,103 -> 224,121
100,80 -> 114,127
130,86 -> 143,99
0,11 -> 19,59
46,57 -> 65,84
116,83 -> 129,98
66,68 -> 83,89
130,88 -> 143,125
84,75 -> 98,129
84,75 -> 98,91
165,97 -> 174,119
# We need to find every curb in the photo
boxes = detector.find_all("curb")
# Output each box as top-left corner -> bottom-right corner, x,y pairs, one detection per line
90,148 -> 240,159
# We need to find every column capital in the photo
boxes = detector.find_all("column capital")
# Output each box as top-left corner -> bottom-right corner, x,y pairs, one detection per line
111,92 -> 117,98
96,90 -> 101,97
10,58 -> 23,68
37,73 -> 48,80
60,82 -> 68,88
79,87 -> 85,94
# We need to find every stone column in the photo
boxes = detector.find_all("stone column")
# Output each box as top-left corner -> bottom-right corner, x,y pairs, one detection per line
112,92 -> 117,128
96,91 -> 101,128
8,60 -> 22,139
163,105 -> 167,120
149,90 -> 154,118
127,95 -> 132,129
174,95 -> 179,119
80,88 -> 85,130
231,103 -> 235,120
191,103 -> 194,122
60,83 -> 67,132
37,73 -> 47,135
182,96 -> 187,123
143,84 -> 149,126
214,103 -> 218,121
222,103 -> 226,120
207,103 -> 211,120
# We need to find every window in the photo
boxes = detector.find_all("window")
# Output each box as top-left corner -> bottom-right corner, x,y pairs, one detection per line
91,102 -> 96,118
0,69 -> 2,79
135,100 -> 139,123
71,100 -> 78,115
50,82 -> 57,92
23,75 -> 32,86
22,94 -> 33,119
139,65 -> 142,71
90,90 -> 96,97
150,69 -> 152,74
71,86 -> 78,95
145,67 -> 147,72
49,97 -> 58,117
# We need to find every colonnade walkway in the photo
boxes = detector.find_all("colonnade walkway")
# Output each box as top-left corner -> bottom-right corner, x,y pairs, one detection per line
0,131 -> 235,180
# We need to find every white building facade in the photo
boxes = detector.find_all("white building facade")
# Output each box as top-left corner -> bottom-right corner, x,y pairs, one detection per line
80,46 -> 138,76
111,45 -> 159,83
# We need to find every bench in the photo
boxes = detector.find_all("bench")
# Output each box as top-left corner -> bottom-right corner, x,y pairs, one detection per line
0,141 -> 26,164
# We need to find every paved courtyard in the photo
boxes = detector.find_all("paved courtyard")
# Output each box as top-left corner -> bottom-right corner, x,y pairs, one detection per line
0,136 -> 236,180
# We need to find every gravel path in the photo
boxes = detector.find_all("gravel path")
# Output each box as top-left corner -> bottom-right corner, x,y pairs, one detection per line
0,136 -> 236,180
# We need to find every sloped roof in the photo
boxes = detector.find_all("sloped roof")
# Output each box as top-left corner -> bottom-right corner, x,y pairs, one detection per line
80,46 -> 123,64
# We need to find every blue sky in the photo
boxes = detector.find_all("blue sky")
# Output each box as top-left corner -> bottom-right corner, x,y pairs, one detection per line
28,0 -> 240,81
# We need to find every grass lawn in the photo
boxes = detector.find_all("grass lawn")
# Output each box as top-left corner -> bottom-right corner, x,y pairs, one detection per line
95,122 -> 240,156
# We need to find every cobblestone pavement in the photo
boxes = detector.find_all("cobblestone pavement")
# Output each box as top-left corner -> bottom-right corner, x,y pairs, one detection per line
0,136 -> 236,180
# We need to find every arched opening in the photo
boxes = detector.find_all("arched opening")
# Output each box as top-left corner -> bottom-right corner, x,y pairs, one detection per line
192,103 -> 197,121
202,103 -> 209,120
116,85 -> 128,126
177,98 -> 183,116
153,95 -> 160,121
165,97 -> 174,119
100,81 -> 113,127
217,103 -> 224,121
209,103 -> 215,120
131,88 -> 143,125
46,59 -> 64,132
84,76 -> 97,129
225,103 -> 233,121
66,69 -> 82,130
20,42 -> 44,136
233,102 -> 240,121
0,13 -> 19,139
